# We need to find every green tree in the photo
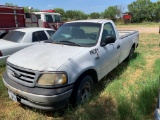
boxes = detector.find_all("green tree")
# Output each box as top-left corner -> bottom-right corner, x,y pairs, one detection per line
89,12 -> 101,19
73,10 -> 80,20
103,6 -> 119,20
65,10 -> 75,20
54,8 -> 66,20
128,0 -> 153,22
65,10 -> 88,20
116,5 -> 126,18
54,8 -> 65,16
82,13 -> 89,19
23,7 -> 40,13
74,10 -> 88,20
152,2 -> 160,22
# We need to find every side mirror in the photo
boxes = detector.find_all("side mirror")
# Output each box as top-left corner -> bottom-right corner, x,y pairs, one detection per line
101,36 -> 116,47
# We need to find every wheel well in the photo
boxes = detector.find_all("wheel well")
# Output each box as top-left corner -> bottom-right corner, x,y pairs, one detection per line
75,69 -> 98,85
132,43 -> 136,49
70,69 -> 98,105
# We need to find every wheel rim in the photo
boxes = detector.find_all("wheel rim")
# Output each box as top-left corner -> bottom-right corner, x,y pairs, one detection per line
129,48 -> 134,59
80,82 -> 91,103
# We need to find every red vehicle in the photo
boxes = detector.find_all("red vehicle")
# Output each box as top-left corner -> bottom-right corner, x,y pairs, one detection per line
123,12 -> 132,23
0,5 -> 62,37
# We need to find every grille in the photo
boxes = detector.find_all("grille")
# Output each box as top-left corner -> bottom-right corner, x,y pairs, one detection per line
7,64 -> 37,87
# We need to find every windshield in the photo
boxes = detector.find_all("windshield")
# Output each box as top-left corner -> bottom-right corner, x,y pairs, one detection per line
3,31 -> 25,42
50,22 -> 101,47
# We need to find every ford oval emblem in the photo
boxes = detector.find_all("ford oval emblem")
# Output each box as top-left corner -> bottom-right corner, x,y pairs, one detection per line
13,72 -> 21,78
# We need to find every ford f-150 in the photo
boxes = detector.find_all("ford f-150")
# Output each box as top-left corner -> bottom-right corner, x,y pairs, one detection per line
2,19 -> 139,110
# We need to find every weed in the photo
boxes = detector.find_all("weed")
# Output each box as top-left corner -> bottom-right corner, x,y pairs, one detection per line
0,26 -> 159,119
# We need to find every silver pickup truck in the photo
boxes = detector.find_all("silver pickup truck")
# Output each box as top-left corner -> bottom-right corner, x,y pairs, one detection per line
2,19 -> 139,110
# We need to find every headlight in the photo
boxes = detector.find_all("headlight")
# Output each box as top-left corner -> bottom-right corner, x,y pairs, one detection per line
37,73 -> 67,86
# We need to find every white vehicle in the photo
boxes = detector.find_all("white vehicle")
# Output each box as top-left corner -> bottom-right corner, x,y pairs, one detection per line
33,12 -> 63,30
155,96 -> 160,119
2,19 -> 139,110
0,28 -> 55,65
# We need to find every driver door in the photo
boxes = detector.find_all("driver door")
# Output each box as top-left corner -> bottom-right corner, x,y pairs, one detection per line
98,23 -> 121,77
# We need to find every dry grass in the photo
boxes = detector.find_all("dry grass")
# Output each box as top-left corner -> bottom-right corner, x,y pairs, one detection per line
0,24 -> 160,120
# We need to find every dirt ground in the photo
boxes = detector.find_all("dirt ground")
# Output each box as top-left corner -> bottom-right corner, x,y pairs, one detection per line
117,26 -> 159,34
0,24 -> 160,120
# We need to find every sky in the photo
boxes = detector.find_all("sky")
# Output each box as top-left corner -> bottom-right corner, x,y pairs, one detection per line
0,0 -> 158,14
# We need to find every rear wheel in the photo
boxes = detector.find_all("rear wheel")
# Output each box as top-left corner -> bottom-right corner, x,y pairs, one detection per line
126,46 -> 135,61
72,75 -> 93,105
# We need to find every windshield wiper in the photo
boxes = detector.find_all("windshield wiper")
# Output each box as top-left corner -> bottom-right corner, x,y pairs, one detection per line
59,40 -> 83,47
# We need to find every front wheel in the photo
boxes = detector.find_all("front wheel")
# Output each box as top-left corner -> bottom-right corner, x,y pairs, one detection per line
73,75 -> 93,105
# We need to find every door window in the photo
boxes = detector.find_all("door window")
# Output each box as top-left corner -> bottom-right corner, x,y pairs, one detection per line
102,23 -> 116,41
32,32 -> 39,42
32,31 -> 48,42
45,15 -> 53,22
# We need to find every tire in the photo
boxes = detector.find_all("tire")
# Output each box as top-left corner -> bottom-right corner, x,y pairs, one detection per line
126,46 -> 135,61
72,75 -> 93,105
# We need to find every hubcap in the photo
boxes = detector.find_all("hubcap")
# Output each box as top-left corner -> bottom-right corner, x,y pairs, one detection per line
80,82 -> 91,103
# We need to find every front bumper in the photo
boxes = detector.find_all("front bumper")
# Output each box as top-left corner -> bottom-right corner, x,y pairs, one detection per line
2,72 -> 74,110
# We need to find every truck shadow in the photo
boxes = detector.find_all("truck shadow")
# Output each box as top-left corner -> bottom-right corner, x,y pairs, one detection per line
97,52 -> 139,88
20,52 -> 140,119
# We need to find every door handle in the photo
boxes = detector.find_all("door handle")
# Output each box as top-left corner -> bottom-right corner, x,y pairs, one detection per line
117,45 -> 120,49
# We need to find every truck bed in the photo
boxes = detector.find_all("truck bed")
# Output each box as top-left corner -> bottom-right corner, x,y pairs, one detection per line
118,30 -> 138,39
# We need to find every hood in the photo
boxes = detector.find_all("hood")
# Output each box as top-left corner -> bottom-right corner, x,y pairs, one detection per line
7,43 -> 87,71
0,39 -> 16,47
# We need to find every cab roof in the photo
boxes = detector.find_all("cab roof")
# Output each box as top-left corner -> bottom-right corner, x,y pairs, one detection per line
13,28 -> 54,33
67,19 -> 113,24
33,12 -> 61,15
